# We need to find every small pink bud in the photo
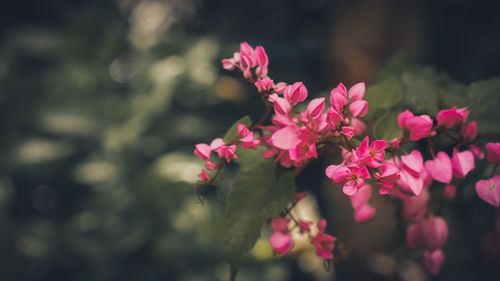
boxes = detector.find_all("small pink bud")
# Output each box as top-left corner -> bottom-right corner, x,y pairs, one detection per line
486,142 -> 500,164
198,169 -> 209,182
423,249 -> 445,276
298,220 -> 312,234
443,185 -> 456,199
461,121 -> 478,140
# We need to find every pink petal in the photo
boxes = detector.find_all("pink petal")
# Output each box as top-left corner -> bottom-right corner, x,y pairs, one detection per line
401,150 -> 424,175
270,231 -> 293,255
210,138 -> 224,150
475,176 -> 500,207
306,97 -> 325,119
349,100 -> 368,117
270,125 -> 301,150
353,205 -> 375,223
451,149 -> 475,179
348,82 -> 366,100
424,152 -> 452,184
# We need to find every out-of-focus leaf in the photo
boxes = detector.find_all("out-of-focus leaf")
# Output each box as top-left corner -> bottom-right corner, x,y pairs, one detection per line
401,71 -> 440,115
224,147 -> 295,259
365,76 -> 403,119
466,75 -> 500,112
373,111 -> 402,141
223,115 -> 253,143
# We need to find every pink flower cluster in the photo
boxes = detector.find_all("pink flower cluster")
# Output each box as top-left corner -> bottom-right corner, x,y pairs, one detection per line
268,194 -> 336,260
192,42 -> 500,275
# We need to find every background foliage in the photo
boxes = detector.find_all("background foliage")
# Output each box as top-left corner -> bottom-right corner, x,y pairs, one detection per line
0,0 -> 499,281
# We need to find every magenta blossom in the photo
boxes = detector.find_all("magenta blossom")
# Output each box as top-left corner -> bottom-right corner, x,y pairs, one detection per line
237,124 -> 260,149
355,136 -> 387,168
325,163 -> 370,196
269,217 -> 293,255
312,219 -> 336,260
397,110 -> 433,141
436,107 -> 469,128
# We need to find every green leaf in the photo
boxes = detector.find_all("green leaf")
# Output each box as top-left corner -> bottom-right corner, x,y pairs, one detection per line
401,71 -> 440,115
373,111 -> 402,141
365,76 -> 403,119
466,75 -> 500,112
223,115 -> 253,143
224,147 -> 295,259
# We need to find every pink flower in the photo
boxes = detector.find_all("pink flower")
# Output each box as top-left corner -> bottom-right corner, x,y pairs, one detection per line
255,46 -> 269,67
194,143 -> 211,161
355,136 -> 387,168
329,83 -> 348,112
270,125 -> 301,150
424,152 -> 453,184
350,184 -> 375,223
325,163 -> 370,196
270,231 -> 293,255
213,143 -> 238,163
398,169 -> 424,196
198,169 -> 209,182
436,107 -> 469,128
312,219 -> 336,260
237,124 -> 260,149
397,110 -> 433,141
299,220 -> 312,234
254,77 -> 274,92
422,249 -> 445,276
451,149 -> 475,179
475,176 -> 500,207
401,150 -> 424,176
486,142 -> 500,164
406,215 -> 448,252
375,163 -> 400,194
269,94 -> 292,115
284,82 -> 308,106
269,217 -> 294,255
461,121 -> 478,140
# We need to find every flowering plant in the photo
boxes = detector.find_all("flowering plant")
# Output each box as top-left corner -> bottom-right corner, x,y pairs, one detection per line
194,42 -> 500,279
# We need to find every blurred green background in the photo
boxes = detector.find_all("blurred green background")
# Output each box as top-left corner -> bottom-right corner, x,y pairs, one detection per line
1,0 -> 499,281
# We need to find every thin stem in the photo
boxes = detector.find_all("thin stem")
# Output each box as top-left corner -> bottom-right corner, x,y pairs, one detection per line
427,137 -> 436,158
490,164 -> 498,178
